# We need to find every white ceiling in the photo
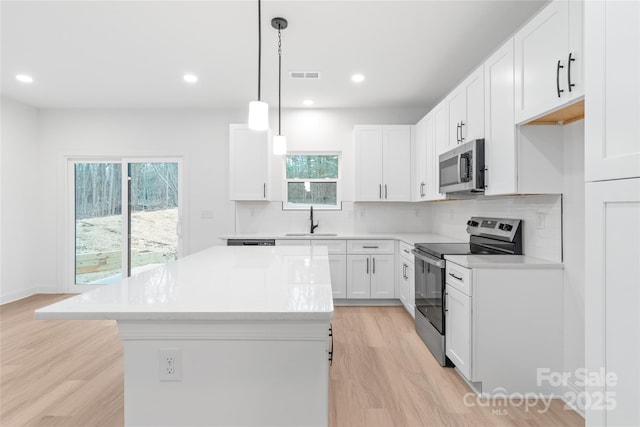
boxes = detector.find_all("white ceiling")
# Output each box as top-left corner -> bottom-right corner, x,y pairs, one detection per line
1,0 -> 546,110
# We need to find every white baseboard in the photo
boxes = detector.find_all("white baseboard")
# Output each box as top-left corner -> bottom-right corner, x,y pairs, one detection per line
0,287 -> 62,305
562,382 -> 586,419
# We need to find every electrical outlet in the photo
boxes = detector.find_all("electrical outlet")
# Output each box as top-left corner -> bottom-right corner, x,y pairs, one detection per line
536,212 -> 546,229
158,348 -> 182,381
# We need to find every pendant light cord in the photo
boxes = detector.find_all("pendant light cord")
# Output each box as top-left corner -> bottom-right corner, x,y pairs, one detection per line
257,0 -> 262,101
278,25 -> 282,135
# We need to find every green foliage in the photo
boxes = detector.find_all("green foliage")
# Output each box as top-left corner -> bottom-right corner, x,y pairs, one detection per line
286,155 -> 339,179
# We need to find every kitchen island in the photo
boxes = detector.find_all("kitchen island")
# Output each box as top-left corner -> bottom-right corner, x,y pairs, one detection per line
36,246 -> 334,427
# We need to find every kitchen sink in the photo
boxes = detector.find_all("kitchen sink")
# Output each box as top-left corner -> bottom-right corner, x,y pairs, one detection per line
284,233 -> 338,237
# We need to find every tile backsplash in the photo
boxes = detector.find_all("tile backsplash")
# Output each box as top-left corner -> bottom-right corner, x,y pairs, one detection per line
235,194 -> 562,261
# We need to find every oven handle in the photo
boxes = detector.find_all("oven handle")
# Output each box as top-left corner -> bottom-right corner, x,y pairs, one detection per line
411,249 -> 445,268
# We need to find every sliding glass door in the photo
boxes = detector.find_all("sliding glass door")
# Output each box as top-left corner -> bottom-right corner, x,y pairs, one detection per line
71,158 -> 182,287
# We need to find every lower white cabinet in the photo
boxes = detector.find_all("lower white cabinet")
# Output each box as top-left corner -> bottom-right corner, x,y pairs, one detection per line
445,284 -> 472,380
586,178 -> 640,426
347,254 -> 394,299
444,260 -> 563,394
398,242 -> 415,316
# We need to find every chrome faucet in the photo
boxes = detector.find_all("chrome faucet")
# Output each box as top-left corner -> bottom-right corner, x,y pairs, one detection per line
310,206 -> 319,234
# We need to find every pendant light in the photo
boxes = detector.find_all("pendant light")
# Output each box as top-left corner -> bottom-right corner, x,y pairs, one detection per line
272,17 -> 288,155
248,0 -> 268,131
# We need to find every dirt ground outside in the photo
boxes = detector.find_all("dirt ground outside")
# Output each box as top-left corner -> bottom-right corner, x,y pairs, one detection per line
75,208 -> 178,283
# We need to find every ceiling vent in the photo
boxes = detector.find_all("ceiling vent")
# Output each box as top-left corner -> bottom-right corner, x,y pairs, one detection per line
289,71 -> 321,80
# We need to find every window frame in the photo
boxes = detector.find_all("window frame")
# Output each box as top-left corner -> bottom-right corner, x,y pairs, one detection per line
282,151 -> 342,211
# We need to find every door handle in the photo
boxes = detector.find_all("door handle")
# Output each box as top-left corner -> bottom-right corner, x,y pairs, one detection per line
459,121 -> 465,142
556,60 -> 564,98
263,183 -> 266,198
456,122 -> 461,143
420,182 -> 425,197
372,257 -> 376,274
567,52 -> 576,92
384,184 -> 388,199
448,272 -> 463,281
379,184 -> 382,199
366,258 -> 369,274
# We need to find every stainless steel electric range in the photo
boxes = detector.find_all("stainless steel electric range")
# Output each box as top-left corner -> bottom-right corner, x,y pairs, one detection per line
412,217 -> 523,366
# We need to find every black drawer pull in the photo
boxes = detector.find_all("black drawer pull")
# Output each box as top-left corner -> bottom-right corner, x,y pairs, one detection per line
449,272 -> 463,281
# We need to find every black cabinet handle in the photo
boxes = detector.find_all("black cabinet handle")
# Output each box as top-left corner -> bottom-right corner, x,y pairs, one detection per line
449,272 -> 463,281
556,60 -> 565,98
459,121 -> 465,142
366,258 -> 369,274
384,184 -> 388,199
263,183 -> 266,198
379,184 -> 382,199
420,182 -> 425,197
372,257 -> 376,274
328,323 -> 333,365
456,122 -> 461,143
567,52 -> 576,92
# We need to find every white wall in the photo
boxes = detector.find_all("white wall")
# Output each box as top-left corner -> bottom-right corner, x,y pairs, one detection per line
561,120 -> 585,408
0,97 -> 49,303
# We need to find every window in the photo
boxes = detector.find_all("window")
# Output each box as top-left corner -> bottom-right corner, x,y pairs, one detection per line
284,153 -> 341,210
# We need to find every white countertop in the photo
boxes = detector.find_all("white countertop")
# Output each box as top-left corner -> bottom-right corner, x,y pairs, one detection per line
35,246 -> 334,321
445,254 -> 564,269
220,232 -> 461,246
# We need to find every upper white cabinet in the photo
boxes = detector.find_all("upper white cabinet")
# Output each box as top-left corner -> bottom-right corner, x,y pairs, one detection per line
514,0 -> 583,124
585,0 -> 640,181
412,115 -> 430,201
229,124 -> 270,201
446,66 -> 484,149
354,125 -> 413,201
484,38 -> 517,195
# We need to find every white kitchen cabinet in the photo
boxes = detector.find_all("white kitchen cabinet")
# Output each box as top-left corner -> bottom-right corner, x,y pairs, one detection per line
446,66 -> 484,148
484,38 -> 517,195
346,254 -> 394,299
354,125 -> 413,201
585,0 -> 640,181
229,124 -> 270,201
446,285 -> 471,380
398,242 -> 415,317
514,0 -> 583,124
482,37 -> 564,196
586,178 -> 640,427
444,260 -> 563,394
346,240 -> 395,299
412,114 -> 430,201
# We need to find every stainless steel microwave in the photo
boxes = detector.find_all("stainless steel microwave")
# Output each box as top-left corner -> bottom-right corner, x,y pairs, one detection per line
438,139 -> 485,194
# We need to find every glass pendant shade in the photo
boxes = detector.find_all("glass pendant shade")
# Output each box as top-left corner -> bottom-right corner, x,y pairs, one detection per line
248,101 -> 268,131
273,135 -> 287,155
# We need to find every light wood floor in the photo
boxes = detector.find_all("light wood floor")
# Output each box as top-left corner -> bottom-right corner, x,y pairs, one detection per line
1,294 -> 584,427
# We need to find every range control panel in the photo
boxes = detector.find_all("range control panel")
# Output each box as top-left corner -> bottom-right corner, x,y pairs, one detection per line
466,217 -> 521,242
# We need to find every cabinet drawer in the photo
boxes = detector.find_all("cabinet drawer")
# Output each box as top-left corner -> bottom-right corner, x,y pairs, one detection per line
446,261 -> 472,296
399,241 -> 414,263
347,240 -> 394,255
310,239 -> 347,255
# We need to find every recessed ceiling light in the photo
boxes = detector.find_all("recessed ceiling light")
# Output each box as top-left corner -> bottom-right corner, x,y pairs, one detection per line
183,74 -> 198,83
303,99 -> 314,106
351,74 -> 365,83
16,74 -> 34,84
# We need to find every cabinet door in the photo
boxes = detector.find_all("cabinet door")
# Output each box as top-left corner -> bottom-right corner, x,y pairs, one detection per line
447,87 -> 466,148
382,126 -> 412,201
484,38 -> 517,196
346,255 -> 371,298
370,255 -> 395,299
328,255 -> 347,299
229,124 -> 269,200
585,0 -> 640,181
354,125 -> 384,201
464,67 -> 484,143
514,0 -> 570,123
586,178 -> 640,427
431,100 -> 448,199
406,262 -> 415,318
445,285 -> 472,380
413,115 -> 430,201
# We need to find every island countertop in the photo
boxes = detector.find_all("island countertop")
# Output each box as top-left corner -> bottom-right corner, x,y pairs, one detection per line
35,246 -> 334,321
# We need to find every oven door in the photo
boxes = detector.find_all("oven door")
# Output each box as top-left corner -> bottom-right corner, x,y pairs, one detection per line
413,250 -> 445,335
